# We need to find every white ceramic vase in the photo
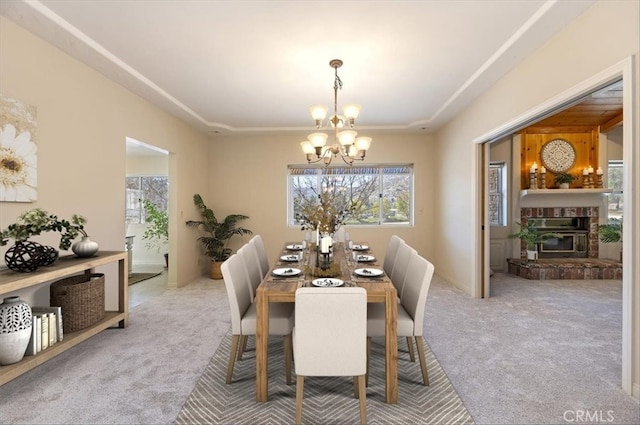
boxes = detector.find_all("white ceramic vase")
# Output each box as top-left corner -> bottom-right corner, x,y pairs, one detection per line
72,236 -> 99,257
0,296 -> 32,365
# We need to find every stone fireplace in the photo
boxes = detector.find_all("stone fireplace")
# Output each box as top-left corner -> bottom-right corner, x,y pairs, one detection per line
519,207 -> 599,259
507,189 -> 621,280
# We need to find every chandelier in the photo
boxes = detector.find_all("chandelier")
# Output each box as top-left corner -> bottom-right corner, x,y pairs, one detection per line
300,59 -> 372,166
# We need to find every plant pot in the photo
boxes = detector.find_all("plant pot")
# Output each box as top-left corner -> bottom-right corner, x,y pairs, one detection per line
71,236 -> 99,257
558,183 -> 570,189
526,250 -> 538,261
0,296 -> 32,365
211,261 -> 223,279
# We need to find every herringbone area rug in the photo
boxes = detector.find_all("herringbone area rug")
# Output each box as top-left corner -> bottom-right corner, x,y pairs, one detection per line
175,331 -> 474,424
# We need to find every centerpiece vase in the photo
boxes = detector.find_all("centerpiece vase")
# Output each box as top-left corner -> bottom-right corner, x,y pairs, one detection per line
0,296 -> 33,365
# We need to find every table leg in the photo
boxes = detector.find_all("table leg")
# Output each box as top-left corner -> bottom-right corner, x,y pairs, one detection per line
385,288 -> 398,404
256,290 -> 269,402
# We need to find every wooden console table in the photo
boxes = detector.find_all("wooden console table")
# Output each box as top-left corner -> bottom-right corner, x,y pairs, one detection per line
0,251 -> 128,385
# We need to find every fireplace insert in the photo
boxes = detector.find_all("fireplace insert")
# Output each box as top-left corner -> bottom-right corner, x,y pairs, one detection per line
530,217 -> 589,258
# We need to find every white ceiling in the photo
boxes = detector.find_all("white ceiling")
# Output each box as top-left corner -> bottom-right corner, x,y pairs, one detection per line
1,0 -> 597,140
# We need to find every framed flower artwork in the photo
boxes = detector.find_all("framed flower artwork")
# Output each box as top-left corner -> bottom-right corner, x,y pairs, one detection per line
0,95 -> 37,202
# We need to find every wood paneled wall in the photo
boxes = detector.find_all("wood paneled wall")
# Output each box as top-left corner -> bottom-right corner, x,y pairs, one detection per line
520,127 -> 599,189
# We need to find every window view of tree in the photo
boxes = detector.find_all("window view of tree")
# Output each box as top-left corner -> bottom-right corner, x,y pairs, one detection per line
488,162 -> 506,226
289,165 -> 413,227
607,160 -> 623,220
125,176 -> 169,224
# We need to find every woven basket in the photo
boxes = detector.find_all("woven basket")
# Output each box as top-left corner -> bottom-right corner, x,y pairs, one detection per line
50,273 -> 105,333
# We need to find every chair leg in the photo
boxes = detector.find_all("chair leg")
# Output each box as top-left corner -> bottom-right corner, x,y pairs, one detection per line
295,375 -> 305,425
406,336 -> 416,362
226,335 -> 241,384
414,336 -> 429,385
365,337 -> 371,387
237,335 -> 248,360
284,334 -> 293,385
357,375 -> 367,425
353,376 -> 359,398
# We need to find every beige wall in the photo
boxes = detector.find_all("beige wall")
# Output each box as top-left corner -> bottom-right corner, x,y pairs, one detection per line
207,132 -> 436,267
434,0 -> 639,396
0,17 -> 210,293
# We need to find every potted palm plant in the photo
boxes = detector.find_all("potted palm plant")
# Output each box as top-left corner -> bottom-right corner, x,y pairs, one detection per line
598,217 -> 622,262
141,200 -> 169,267
185,194 -> 252,279
508,221 -> 562,261
553,172 -> 577,189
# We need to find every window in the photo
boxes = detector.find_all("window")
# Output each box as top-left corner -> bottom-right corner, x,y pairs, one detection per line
607,160 -> 623,221
288,165 -> 413,227
488,162 -> 506,226
125,176 -> 168,224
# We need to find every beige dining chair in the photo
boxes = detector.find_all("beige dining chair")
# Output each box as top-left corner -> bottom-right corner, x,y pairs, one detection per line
237,243 -> 262,301
294,287 -> 368,425
383,235 -> 404,276
367,253 -> 435,386
220,254 -> 294,384
390,241 -> 417,299
250,235 -> 270,279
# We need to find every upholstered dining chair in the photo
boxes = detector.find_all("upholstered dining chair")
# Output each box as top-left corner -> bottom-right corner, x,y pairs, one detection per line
237,243 -> 262,301
389,241 -> 417,299
235,243 -> 264,360
220,254 -> 294,385
294,287 -> 368,425
383,235 -> 404,276
367,253 -> 435,386
250,235 -> 270,279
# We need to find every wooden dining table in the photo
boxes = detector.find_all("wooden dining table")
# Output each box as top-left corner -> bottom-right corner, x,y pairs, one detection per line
255,241 -> 398,404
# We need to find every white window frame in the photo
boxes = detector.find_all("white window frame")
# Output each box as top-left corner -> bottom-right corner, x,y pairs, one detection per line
488,162 -> 507,226
287,164 -> 414,228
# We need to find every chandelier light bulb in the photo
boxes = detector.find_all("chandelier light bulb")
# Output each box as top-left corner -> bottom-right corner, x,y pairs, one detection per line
308,132 -> 328,147
337,130 -> 357,146
343,104 -> 361,127
355,137 -> 372,151
300,141 -> 315,154
309,105 -> 328,128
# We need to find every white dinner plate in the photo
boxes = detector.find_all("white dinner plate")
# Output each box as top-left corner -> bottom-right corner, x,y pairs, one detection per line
351,244 -> 369,251
311,278 -> 344,287
354,268 -> 384,277
286,244 -> 304,251
355,254 -> 375,262
272,267 -> 302,277
280,254 -> 300,262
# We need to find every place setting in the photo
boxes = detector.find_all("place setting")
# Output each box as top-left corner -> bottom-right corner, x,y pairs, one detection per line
271,267 -> 303,280
350,243 -> 369,251
285,243 -> 304,251
279,254 -> 301,262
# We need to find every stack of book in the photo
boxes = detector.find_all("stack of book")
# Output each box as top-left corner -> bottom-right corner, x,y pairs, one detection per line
24,306 -> 64,356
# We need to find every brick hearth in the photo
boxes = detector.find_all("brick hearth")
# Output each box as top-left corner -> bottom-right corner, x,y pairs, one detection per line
507,258 -> 622,280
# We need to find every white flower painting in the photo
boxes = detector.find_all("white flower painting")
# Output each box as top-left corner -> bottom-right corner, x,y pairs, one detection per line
0,96 -> 37,202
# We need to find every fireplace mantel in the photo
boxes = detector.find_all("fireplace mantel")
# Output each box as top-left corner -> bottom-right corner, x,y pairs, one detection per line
519,188 -> 611,208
